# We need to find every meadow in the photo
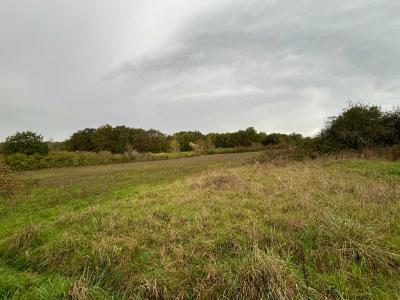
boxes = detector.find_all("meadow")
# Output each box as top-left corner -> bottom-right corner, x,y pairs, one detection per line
0,151 -> 399,299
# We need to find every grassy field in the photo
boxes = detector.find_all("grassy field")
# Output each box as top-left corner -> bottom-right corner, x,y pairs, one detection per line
0,151 -> 399,299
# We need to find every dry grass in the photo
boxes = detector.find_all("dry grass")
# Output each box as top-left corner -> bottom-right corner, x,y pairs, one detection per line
0,165 -> 24,197
68,281 -> 90,300
191,170 -> 243,190
0,152 -> 399,299
6,224 -> 42,252
237,248 -> 301,299
316,215 -> 400,270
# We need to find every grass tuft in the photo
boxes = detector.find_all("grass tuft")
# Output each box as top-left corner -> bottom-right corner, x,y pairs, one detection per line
0,165 -> 24,197
191,169 -> 243,190
68,280 -> 90,300
319,215 -> 400,270
7,224 -> 42,253
238,247 -> 301,300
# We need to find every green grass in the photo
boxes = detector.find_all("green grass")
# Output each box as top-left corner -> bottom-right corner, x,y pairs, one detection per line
324,159 -> 400,177
1,152 -> 399,299
3,146 -> 266,171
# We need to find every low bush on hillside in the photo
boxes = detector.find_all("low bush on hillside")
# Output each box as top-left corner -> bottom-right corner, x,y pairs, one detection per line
259,145 -> 400,164
204,145 -> 266,155
2,147 -> 265,171
2,151 -> 136,171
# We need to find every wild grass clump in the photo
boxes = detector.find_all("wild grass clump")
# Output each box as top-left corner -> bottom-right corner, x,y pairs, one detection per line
2,225 -> 44,269
67,280 -> 90,300
0,165 -> 24,197
318,215 -> 400,270
260,146 -> 320,163
192,170 -> 243,190
260,145 -> 400,166
30,233 -> 89,274
192,247 -> 303,300
67,280 -> 110,300
6,225 -> 42,253
237,248 -> 301,299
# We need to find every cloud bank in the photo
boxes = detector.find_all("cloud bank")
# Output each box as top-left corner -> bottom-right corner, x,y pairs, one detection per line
1,0 -> 399,140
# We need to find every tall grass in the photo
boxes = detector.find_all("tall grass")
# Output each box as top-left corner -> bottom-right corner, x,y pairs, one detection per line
0,152 -> 399,298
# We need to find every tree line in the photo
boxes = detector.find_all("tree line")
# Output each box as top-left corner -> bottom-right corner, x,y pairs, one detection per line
1,126 -> 288,156
60,126 -> 292,154
1,103 -> 399,156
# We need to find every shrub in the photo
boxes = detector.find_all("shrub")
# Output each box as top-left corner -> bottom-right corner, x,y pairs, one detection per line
174,131 -> 205,152
2,146 -> 264,171
318,103 -> 400,151
67,128 -> 96,151
2,131 -> 49,155
3,151 -> 139,171
262,133 -> 304,147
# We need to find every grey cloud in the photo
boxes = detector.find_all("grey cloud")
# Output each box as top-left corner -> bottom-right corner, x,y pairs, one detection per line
1,0 -> 400,140
109,1 -> 400,135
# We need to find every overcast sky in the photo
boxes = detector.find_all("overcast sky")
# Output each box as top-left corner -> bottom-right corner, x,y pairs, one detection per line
1,0 -> 399,141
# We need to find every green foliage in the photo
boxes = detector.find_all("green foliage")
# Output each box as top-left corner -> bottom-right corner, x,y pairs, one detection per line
141,129 -> 169,153
262,132 -> 304,146
2,131 -> 48,155
66,125 -> 170,154
168,138 -> 181,152
174,131 -> 204,151
46,140 -> 68,151
68,128 -> 96,151
211,127 -> 266,148
4,102 -> 398,171
172,128 -> 268,152
318,103 -> 400,151
204,145 -> 266,155
91,125 -> 114,152
3,151 -> 136,171
2,147 -> 266,171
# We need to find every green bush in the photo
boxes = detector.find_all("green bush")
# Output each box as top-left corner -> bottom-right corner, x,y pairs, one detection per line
2,131 -> 49,155
2,146 -> 266,171
262,133 -> 303,146
318,103 -> 400,151
204,146 -> 266,155
65,125 -> 170,154
3,151 -> 136,171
